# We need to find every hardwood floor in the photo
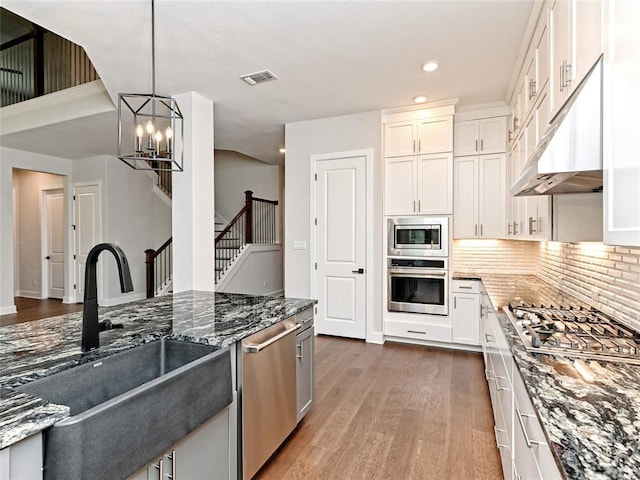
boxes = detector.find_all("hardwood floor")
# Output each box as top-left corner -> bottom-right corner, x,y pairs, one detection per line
0,297 -> 83,327
256,335 -> 502,480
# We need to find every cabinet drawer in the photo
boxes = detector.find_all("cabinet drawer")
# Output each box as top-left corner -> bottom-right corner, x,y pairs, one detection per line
296,307 -> 314,328
452,279 -> 480,293
385,319 -> 452,343
514,371 -> 561,479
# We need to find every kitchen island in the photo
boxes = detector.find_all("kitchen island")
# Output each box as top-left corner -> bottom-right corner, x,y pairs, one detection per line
455,274 -> 640,480
0,291 -> 315,478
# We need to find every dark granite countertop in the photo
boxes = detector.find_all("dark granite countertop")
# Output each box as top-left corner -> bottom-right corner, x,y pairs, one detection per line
455,273 -> 640,480
0,291 -> 316,449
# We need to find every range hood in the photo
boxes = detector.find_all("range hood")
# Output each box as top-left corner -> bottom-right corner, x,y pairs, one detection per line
512,57 -> 603,196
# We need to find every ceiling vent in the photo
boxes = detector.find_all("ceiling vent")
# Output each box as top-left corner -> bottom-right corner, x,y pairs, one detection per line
240,70 -> 278,85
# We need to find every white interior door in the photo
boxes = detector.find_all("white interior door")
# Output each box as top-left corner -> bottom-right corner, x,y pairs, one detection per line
45,190 -> 65,299
315,154 -> 366,339
74,184 -> 101,303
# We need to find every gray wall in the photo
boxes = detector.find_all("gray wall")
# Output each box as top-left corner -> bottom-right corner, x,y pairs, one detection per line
284,110 -> 383,333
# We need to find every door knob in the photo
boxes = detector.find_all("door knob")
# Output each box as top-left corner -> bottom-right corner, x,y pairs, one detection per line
352,268 -> 365,274
45,256 -> 51,260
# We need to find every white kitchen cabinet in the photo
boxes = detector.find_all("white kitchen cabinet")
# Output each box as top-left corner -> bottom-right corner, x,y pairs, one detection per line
452,280 -> 481,346
129,407 -> 231,480
454,117 -> 507,156
0,433 -> 42,480
603,0 -> 640,247
454,154 -> 507,239
385,153 -> 453,215
550,0 -> 603,119
384,116 -> 453,157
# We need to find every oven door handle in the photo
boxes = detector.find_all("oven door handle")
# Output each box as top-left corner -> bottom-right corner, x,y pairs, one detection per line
388,268 -> 447,276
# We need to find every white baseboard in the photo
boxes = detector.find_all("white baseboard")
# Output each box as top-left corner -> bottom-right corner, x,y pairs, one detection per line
17,290 -> 41,299
0,305 -> 17,315
62,296 -> 77,304
366,332 -> 385,344
99,292 -> 146,307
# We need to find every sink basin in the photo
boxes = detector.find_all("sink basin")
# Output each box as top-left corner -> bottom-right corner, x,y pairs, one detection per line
17,338 -> 232,480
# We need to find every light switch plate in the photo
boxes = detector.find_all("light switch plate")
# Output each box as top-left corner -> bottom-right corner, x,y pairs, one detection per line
292,241 -> 307,250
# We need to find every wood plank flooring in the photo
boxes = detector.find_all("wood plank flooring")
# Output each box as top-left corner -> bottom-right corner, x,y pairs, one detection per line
0,297 -> 82,327
256,335 -> 502,480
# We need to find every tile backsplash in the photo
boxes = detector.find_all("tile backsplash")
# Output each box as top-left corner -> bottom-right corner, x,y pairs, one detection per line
452,239 -> 538,275
538,242 -> 640,331
453,239 -> 640,331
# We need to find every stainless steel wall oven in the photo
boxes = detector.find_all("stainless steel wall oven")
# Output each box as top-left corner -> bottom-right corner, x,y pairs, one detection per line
387,258 -> 448,315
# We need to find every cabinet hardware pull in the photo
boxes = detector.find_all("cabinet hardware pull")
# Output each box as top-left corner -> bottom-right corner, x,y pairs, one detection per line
413,200 -> 416,212
531,79 -> 536,98
508,222 -> 512,235
480,304 -> 484,318
516,408 -> 548,448
454,297 -> 457,309
297,343 -> 303,362
528,216 -> 537,234
513,221 -> 519,235
508,130 -> 513,143
407,330 -> 426,335
418,199 -> 421,212
559,63 -> 564,92
485,369 -> 495,381
413,139 -> 416,153
480,224 -> 483,236
565,62 -> 572,88
480,139 -> 484,151
494,426 -> 509,449
475,139 -> 478,152
459,286 -> 473,290
495,375 -> 509,392
418,139 -> 421,152
485,333 -> 494,342
154,458 -> 164,479
475,224 -> 478,236
167,450 -> 176,480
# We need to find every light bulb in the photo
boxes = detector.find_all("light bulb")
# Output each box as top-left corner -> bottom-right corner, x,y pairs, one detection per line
165,127 -> 173,139
136,124 -> 143,137
155,131 -> 163,143
146,121 -> 154,134
135,124 -> 143,152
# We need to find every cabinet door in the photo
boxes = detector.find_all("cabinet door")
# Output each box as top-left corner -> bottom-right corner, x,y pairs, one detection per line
453,120 -> 479,156
511,130 -> 527,237
534,89 -> 551,241
535,6 -> 550,92
416,153 -> 453,214
418,116 -> 453,154
550,0 -> 572,118
479,117 -> 507,154
454,156 -> 478,238
524,51 -> 537,115
384,156 -> 416,215
385,121 -> 416,157
452,293 -> 480,346
523,115 -> 538,238
296,326 -> 314,422
478,154 -> 506,239
172,407 -> 230,480
603,0 -> 640,246
574,0 -> 603,86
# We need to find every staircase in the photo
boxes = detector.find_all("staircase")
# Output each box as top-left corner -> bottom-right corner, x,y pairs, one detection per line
145,190 -> 279,297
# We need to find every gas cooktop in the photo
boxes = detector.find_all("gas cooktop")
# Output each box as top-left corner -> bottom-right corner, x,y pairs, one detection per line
505,302 -> 640,364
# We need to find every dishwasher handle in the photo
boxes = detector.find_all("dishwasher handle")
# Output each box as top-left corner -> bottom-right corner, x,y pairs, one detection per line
243,322 -> 301,353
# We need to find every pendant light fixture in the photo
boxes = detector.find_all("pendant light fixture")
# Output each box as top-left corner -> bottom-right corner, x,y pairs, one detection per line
117,0 -> 183,171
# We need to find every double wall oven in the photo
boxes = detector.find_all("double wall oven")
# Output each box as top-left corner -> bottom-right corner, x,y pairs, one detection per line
387,217 -> 449,316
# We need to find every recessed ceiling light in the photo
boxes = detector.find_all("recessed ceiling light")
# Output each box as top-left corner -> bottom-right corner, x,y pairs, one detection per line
279,148 -> 286,153
422,61 -> 439,72
413,95 -> 427,104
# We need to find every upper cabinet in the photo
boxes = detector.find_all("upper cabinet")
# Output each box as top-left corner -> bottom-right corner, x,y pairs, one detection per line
603,0 -> 640,246
549,0 -> 603,119
383,107 -> 455,216
384,116 -> 453,157
454,117 -> 507,156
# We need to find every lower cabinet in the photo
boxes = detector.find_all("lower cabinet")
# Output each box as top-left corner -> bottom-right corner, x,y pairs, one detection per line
482,295 -> 561,480
296,325 -> 314,422
452,280 -> 481,346
129,406 -> 231,480
0,432 -> 42,480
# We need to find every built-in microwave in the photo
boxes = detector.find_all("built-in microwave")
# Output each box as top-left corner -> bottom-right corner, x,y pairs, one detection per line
387,217 -> 448,257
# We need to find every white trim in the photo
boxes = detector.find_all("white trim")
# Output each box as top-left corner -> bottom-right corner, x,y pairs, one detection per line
454,106 -> 510,122
62,296 -> 75,304
12,186 -> 19,296
17,290 -> 41,299
310,148 -> 379,343
99,292 -> 146,307
385,336 -> 482,352
0,305 -> 18,316
381,99 -> 459,117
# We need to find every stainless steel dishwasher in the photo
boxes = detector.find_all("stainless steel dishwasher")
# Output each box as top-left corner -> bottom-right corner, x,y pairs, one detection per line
241,319 -> 300,480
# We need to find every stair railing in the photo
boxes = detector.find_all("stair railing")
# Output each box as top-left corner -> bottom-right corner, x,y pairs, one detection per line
145,237 -> 172,298
215,190 -> 279,283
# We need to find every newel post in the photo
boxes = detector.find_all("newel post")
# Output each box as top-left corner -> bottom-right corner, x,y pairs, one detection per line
245,190 -> 253,243
145,249 -> 156,298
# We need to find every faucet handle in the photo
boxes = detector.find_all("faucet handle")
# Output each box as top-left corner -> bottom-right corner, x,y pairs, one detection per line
99,319 -> 124,331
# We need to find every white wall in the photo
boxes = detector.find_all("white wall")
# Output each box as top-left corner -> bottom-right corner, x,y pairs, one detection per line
214,150 -> 280,223
13,169 -> 66,298
0,147 -> 74,314
284,110 -> 383,334
216,244 -> 283,296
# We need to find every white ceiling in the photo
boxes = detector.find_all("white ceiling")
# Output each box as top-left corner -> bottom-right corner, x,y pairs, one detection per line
1,0 -> 534,165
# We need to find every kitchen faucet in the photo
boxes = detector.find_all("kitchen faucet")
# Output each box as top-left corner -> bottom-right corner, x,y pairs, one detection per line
82,243 -> 134,352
